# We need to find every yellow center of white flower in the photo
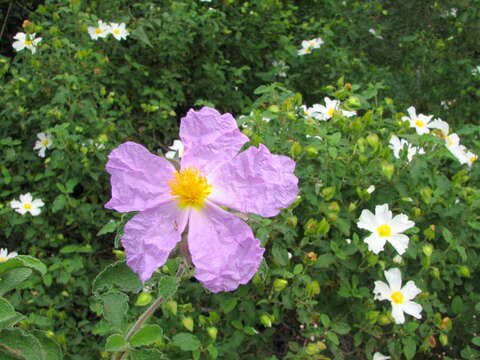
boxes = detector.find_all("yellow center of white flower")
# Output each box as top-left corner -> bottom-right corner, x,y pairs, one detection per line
0,257 -> 8,262
168,167 -> 212,210
390,291 -> 404,304
415,119 -> 425,128
25,40 -> 33,46
23,203 -> 32,210
327,108 -> 335,117
470,155 -> 478,164
113,29 -> 121,35
42,139 -> 50,146
377,224 -> 392,237
95,28 -> 103,34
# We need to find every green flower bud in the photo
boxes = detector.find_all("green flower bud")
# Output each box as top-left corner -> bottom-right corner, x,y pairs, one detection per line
268,105 -> 280,113
182,316 -> 194,332
378,314 -> 391,326
345,96 -> 361,109
423,244 -> 434,257
326,212 -> 338,222
440,317 -> 452,332
381,162 -> 395,180
305,342 -> 326,355
303,251 -> 318,265
317,218 -> 330,235
431,267 -> 440,280
365,311 -> 380,324
135,292 -> 153,306
457,265 -> 471,278
366,133 -> 380,149
286,216 -> 298,227
290,141 -> 302,157
165,300 -> 177,316
322,186 -> 336,200
423,225 -> 436,240
348,202 -> 357,212
260,314 -> 273,328
306,280 -> 321,297
273,278 -> 288,292
411,207 -> 422,219
420,187 -> 433,204
304,146 -> 319,159
112,250 -> 125,259
242,128 -> 253,137
304,219 -> 318,236
328,201 -> 340,213
207,327 -> 218,341
439,333 -> 448,346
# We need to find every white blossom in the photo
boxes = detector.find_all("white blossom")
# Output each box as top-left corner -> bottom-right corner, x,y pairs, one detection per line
10,193 -> 45,216
12,32 -> 42,54
33,132 -> 53,158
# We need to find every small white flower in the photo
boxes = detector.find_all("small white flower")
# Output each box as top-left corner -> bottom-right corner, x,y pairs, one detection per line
369,28 -> 383,39
88,20 -> 110,40
401,106 -> 434,135
373,352 -> 390,360
373,268 -> 422,324
462,149 -> 478,168
429,118 -> 450,138
272,60 -> 289,78
33,132 -> 53,158
165,140 -> 185,159
10,193 -> 45,216
366,185 -> 376,194
357,204 -> 415,255
301,105 -> 323,121
12,32 -> 42,54
109,22 -> 129,40
393,255 -> 402,264
346,238 -> 352,244
315,97 -> 356,121
0,248 -> 18,262
305,134 -> 322,140
472,65 -> 480,76
298,37 -> 323,56
389,135 -> 425,162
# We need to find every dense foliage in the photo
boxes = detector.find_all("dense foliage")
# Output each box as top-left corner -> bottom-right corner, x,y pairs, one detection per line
0,0 -> 479,359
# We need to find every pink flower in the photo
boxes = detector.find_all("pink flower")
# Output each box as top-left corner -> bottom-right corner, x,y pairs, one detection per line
105,107 -> 299,292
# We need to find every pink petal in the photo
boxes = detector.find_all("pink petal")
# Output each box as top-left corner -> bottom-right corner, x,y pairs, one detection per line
122,202 -> 188,283
188,204 -> 265,293
105,142 -> 176,212
179,107 -> 249,174
209,144 -> 298,217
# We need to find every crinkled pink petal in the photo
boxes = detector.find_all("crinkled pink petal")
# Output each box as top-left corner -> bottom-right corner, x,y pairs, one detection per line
209,144 -> 298,217
187,203 -> 264,293
179,107 -> 249,174
122,202 -> 188,283
105,142 -> 176,212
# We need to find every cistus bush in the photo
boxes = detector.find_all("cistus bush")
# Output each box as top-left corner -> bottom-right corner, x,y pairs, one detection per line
0,0 -> 478,359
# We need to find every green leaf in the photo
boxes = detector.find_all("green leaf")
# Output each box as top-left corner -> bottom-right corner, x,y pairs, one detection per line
315,254 -> 335,268
130,349 -> 166,360
59,245 -> 93,254
130,324 -> 163,347
0,268 -> 32,296
132,27 -> 153,47
403,337 -> 416,360
451,296 -> 464,314
472,337 -> 480,346
272,246 -> 289,266
51,194 -> 67,213
320,314 -> 331,328
442,227 -> 456,247
97,220 -> 118,236
326,331 -> 339,345
105,334 -> 127,352
332,322 -> 351,335
93,261 -> 142,294
222,297 -> 238,314
0,297 -> 18,327
32,331 -> 63,360
102,291 -> 129,329
158,276 -> 178,299
0,256 -> 46,276
172,333 -> 201,351
0,328 -> 44,360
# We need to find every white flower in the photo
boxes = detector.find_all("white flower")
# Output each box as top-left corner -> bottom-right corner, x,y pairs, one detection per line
373,268 -> 422,324
298,37 -> 323,56
12,32 -> 42,54
10,193 -> 45,216
315,97 -> 356,121
305,134 -> 322,140
109,22 -> 129,40
165,140 -> 185,159
301,105 -> 323,121
272,60 -> 289,78
472,65 -> 480,76
401,106 -> 434,135
346,238 -> 352,244
369,29 -> 383,39
393,255 -> 403,264
88,20 -> 110,40
33,132 -> 53,158
389,135 -> 425,162
0,248 -> 18,262
357,204 -> 415,255
366,185 -> 376,194
462,149 -> 478,168
373,352 -> 390,360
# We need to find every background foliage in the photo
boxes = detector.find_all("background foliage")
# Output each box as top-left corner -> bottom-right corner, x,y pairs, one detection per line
0,0 -> 479,359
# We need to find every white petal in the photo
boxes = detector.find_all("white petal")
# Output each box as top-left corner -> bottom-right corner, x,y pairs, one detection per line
401,281 -> 421,301
32,199 -> 45,208
341,109 -> 356,117
16,207 -> 28,215
0,249 -> 7,257
390,214 -> 414,233
402,300 -> 422,319
7,252 -> 18,259
357,209 -> 378,232
13,32 -> 26,41
373,352 -> 390,360
391,304 -> 406,324
375,204 -> 392,224
38,147 -> 46,158
384,268 -> 402,291
364,233 -> 387,254
406,106 -> 417,119
388,233 -> 410,254
165,151 -> 176,159
12,41 -> 25,51
30,207 -> 42,216
20,193 -> 32,203
373,281 -> 391,301
429,118 -> 449,136
10,200 -> 21,209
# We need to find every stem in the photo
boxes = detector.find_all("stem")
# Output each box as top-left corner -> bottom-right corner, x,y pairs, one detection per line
113,262 -> 186,360
0,0 -> 13,43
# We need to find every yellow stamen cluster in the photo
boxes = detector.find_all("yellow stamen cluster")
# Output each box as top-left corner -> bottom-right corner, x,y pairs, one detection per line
42,140 -> 50,146
23,203 -> 32,210
95,28 -> 103,34
25,40 -> 33,46
168,167 -> 212,210
327,108 -> 336,117
113,29 -> 120,35
391,291 -> 404,304
377,224 -> 392,237
470,156 -> 478,164
415,119 -> 425,128
0,257 -> 8,262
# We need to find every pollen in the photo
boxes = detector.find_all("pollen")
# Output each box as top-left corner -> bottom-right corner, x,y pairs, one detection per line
327,108 -> 336,117
390,291 -> 404,304
23,203 -> 32,210
25,40 -> 33,46
415,119 -> 425,128
470,155 -> 478,164
42,140 -> 50,146
95,28 -> 103,34
168,167 -> 212,210
0,257 -> 7,262
377,224 -> 392,237
113,29 -> 120,35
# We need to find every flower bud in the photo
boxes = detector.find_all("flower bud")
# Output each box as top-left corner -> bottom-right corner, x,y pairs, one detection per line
440,317 -> 452,332
411,207 -> 422,219
304,219 -> 318,235
366,254 -> 378,267
306,280 -> 321,297
328,202 -> 340,213
260,314 -> 273,328
345,96 -> 361,109
317,218 -> 330,235
378,314 -> 391,326
305,342 -> 326,355
322,186 -> 336,200
286,216 -> 298,227
365,311 -> 379,324
381,162 -> 395,180
420,187 -> 433,204
366,133 -> 380,149
347,202 -> 357,212
304,252 -> 317,265
182,317 -> 194,332
268,105 -> 280,113
112,250 -> 125,259
439,333 -> 448,346
290,141 -> 302,157
207,327 -> 218,341
273,279 -> 288,292
431,267 -> 440,279
423,225 -> 435,240
423,244 -> 433,257
242,128 -> 253,137
326,212 -> 338,222
304,146 -> 319,159
457,265 -> 471,278
135,292 -> 153,306
165,300 -> 177,316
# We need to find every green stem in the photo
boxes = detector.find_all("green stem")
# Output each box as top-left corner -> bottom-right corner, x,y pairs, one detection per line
113,262 -> 186,360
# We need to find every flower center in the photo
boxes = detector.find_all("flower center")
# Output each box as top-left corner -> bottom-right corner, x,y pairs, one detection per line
113,29 -> 120,35
0,257 -> 8,262
470,155 -> 478,164
95,28 -> 103,34
415,119 -> 425,128
168,167 -> 212,210
390,291 -> 404,304
42,139 -> 50,146
377,224 -> 392,237
327,108 -> 335,117
25,40 -> 33,46
23,203 -> 32,210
